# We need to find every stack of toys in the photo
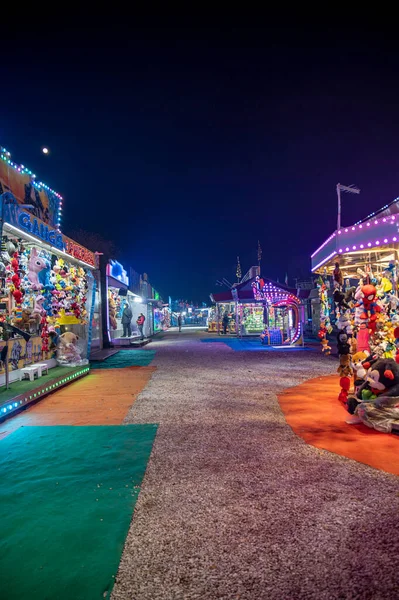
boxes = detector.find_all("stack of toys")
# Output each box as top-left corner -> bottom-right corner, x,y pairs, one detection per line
321,259 -> 399,432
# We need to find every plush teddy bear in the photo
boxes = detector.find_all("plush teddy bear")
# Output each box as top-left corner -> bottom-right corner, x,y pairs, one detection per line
350,336 -> 358,354
337,354 -> 353,377
108,293 -> 117,330
59,331 -> 79,345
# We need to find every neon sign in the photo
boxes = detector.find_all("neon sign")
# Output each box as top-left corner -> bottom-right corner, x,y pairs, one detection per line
18,212 -> 64,249
4,205 -> 96,267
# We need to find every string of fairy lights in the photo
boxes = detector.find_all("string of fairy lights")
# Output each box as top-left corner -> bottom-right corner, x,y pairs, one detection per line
0,145 -> 63,230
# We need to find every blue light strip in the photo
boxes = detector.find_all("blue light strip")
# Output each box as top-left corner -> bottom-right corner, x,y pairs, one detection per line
0,367 -> 90,419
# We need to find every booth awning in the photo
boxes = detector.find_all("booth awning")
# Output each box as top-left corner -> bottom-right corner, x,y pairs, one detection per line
212,277 -> 310,303
311,196 -> 399,274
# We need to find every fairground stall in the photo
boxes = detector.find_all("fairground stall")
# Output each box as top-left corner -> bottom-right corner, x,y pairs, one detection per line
0,145 -> 96,417
104,259 -> 147,345
172,306 -> 210,328
211,276 -> 306,345
311,196 -> 399,433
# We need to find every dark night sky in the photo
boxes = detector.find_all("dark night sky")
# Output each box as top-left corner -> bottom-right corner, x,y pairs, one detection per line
2,21 -> 399,302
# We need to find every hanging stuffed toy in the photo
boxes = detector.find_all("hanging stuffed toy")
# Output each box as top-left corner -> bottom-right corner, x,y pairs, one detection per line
338,376 -> 351,406
333,262 -> 343,288
337,331 -> 351,356
321,338 -> 331,356
357,284 -> 381,332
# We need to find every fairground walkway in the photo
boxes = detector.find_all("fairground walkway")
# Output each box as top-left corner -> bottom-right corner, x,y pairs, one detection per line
1,330 -> 398,600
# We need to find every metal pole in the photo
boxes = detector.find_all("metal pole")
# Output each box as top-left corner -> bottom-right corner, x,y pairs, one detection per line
5,339 -> 9,389
336,183 -> 341,231
0,195 -> 7,389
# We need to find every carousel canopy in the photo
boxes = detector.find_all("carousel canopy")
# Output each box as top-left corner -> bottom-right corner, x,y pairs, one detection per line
211,277 -> 309,304
311,196 -> 399,275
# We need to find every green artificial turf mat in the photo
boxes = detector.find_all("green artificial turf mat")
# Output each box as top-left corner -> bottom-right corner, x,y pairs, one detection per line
90,349 -> 155,368
0,366 -> 85,405
0,424 -> 158,600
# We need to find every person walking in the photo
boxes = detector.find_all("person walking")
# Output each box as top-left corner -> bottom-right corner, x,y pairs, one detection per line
177,313 -> 182,332
121,302 -> 133,337
222,312 -> 229,335
137,313 -> 146,340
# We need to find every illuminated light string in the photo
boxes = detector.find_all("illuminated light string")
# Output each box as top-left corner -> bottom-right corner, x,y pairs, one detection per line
0,368 -> 90,416
311,232 -> 336,258
337,214 -> 396,236
312,251 -> 337,272
353,198 -> 399,226
1,145 -> 63,229
337,235 -> 399,253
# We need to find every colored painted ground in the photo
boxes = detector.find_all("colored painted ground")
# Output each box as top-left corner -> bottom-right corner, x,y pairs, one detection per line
0,349 -> 158,599
0,425 -> 158,600
0,365 -> 83,405
278,373 -> 399,477
91,349 -> 156,368
201,337 -> 313,351
0,367 -> 156,438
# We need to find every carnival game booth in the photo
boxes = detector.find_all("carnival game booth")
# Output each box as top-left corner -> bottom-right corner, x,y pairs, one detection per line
312,196 -> 399,433
105,259 -> 149,345
211,277 -> 305,345
0,149 -> 96,419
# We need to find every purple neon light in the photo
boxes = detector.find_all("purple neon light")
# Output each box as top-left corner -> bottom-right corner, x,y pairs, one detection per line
312,250 -> 337,272
311,232 -> 336,258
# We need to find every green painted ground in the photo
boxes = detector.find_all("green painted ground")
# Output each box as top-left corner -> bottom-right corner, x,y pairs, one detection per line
90,349 -> 156,369
0,366 -> 85,406
0,425 -> 158,599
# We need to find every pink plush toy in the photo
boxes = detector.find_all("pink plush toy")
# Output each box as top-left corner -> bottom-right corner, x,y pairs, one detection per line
32,294 -> 45,317
28,247 -> 47,289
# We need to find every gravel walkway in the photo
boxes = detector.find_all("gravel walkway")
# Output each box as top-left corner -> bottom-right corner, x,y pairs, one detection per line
112,330 -> 399,600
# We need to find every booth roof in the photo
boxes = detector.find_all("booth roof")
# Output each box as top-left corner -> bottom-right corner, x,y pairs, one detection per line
107,275 -> 128,290
212,277 -> 310,303
311,195 -> 399,273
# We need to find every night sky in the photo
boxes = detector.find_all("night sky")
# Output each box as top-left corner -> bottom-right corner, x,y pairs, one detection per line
2,22 -> 398,303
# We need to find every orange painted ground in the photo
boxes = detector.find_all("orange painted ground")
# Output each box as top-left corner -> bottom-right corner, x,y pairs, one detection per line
0,366 -> 155,439
278,374 -> 399,477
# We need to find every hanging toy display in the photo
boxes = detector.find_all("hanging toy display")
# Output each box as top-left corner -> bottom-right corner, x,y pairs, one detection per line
317,276 -> 332,354
41,316 -> 49,354
333,262 -> 343,288
0,236 -> 92,362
